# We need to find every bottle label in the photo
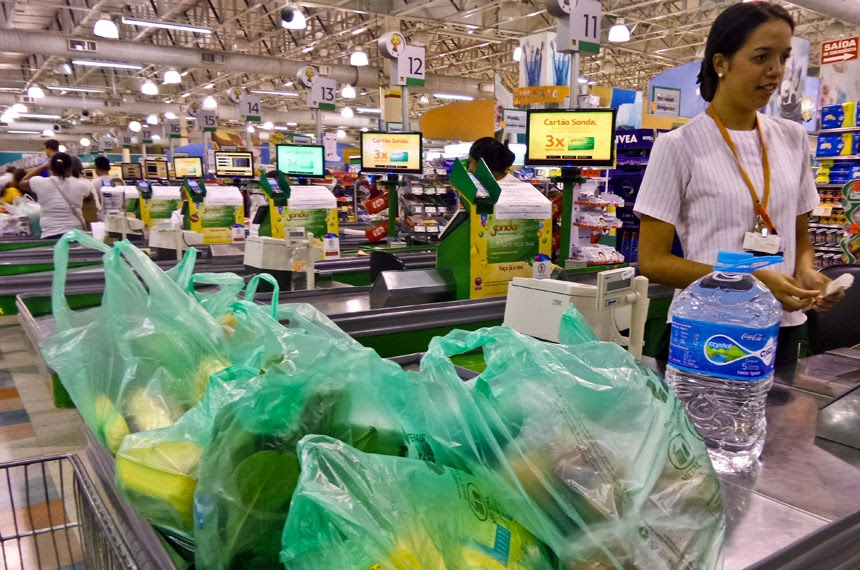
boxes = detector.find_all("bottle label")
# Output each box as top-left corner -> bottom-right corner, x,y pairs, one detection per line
668,317 -> 779,381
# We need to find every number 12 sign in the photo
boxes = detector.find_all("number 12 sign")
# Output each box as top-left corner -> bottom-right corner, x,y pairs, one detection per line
395,45 -> 426,87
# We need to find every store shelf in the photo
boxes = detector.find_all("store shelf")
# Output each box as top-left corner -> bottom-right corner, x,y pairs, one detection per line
817,184 -> 847,189
809,223 -> 845,229
815,155 -> 860,161
814,127 -> 860,134
813,245 -> 844,252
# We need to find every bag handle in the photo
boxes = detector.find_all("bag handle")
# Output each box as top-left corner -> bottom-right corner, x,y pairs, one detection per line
184,272 -> 246,313
164,246 -> 198,288
243,274 -> 279,319
51,229 -> 111,331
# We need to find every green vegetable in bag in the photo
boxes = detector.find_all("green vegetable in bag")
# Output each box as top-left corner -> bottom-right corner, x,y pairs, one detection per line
281,435 -> 559,570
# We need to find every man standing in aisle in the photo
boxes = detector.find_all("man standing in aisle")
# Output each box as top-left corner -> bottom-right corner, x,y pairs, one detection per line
27,139 -> 84,179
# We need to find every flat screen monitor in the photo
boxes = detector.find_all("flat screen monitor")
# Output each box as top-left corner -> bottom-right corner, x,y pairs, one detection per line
214,151 -> 254,178
81,168 -> 95,180
173,156 -> 203,179
121,162 -> 143,181
144,160 -> 168,180
108,165 -> 123,179
525,109 -> 617,168
276,144 -> 324,178
360,131 -> 423,174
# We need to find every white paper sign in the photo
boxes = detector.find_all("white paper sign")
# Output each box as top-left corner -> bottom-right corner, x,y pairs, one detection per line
395,45 -> 426,87
240,95 -> 262,122
323,132 -> 339,161
288,185 -> 337,210
502,109 -> 527,134
495,179 -> 552,220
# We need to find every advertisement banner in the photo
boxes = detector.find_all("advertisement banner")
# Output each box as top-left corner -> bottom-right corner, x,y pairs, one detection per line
184,202 -> 245,244
140,199 -> 180,230
763,36 -> 809,124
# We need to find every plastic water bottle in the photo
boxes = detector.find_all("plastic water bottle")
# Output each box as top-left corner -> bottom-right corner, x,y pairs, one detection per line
665,252 -> 783,473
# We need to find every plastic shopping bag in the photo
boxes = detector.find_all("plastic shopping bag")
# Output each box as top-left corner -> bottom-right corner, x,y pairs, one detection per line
6,197 -> 40,236
40,232 -> 230,453
420,327 -> 726,570
558,303 -> 598,346
281,435 -> 559,570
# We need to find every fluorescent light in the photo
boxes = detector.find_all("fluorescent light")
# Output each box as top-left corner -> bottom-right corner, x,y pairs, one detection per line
163,69 -> 182,84
341,85 -> 356,98
151,134 -> 161,140
203,95 -> 218,109
356,107 -> 381,114
58,145 -> 66,152
140,80 -> 159,95
352,27 -> 366,35
93,16 -> 118,39
284,81 -> 294,87
513,46 -> 522,61
281,8 -> 306,30
164,112 -> 177,119
72,59 -> 143,70
274,126 -> 290,131
203,83 -> 215,89
476,42 -> 489,48
246,124 -> 255,133
302,46 -> 314,54
180,71 -> 189,77
128,120 -> 142,132
41,129 -> 54,136
360,127 -> 369,132
6,130 -> 40,134
250,89 -> 299,97
350,50 -> 369,66
18,113 -> 61,120
577,77 -> 588,84
336,129 -> 346,138
287,122 -> 297,126
608,19 -> 630,43
79,137 -> 90,146
180,92 -> 191,98
434,93 -> 473,101
146,114 -> 159,125
121,17 -> 211,34
262,121 -> 274,130
10,104 -> 27,114
47,86 -> 105,93
27,85 -> 45,98
341,106 -> 354,118
419,95 -> 429,103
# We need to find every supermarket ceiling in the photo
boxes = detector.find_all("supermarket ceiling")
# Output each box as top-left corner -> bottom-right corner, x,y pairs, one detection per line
0,0 -> 858,131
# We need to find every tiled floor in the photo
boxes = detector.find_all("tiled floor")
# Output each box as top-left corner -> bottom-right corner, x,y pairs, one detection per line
0,319 -> 86,569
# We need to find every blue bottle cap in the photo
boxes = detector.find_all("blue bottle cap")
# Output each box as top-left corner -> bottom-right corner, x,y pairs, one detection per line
714,251 -> 782,274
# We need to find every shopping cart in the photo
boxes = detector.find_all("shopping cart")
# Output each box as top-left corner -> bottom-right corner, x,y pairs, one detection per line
0,454 -> 136,570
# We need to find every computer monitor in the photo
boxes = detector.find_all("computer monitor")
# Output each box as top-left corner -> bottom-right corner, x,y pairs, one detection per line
214,151 -> 254,178
121,162 -> 143,181
276,144 -> 324,178
525,108 -> 617,168
108,165 -> 123,179
173,156 -> 204,178
360,131 -> 423,174
144,160 -> 168,180
81,168 -> 95,180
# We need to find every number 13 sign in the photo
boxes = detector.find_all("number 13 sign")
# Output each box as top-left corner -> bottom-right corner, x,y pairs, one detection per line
308,77 -> 336,111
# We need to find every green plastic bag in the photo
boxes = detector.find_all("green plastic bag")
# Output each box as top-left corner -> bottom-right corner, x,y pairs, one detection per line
281,435 -> 559,570
420,327 -> 726,569
558,303 -> 599,346
40,232 -> 231,453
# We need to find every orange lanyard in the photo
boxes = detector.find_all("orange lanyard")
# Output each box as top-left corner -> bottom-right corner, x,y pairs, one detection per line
706,106 -> 776,234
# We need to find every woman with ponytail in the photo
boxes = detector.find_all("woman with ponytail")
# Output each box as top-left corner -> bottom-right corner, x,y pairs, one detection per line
467,137 -> 517,182
21,152 -> 92,238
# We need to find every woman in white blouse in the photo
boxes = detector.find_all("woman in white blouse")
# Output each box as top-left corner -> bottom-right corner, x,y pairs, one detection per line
21,153 -> 93,239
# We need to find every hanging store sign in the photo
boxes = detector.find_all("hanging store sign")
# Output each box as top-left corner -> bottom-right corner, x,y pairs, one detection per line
651,86 -> 681,117
240,94 -> 262,122
513,85 -> 570,106
378,32 -> 407,59
502,109 -> 527,134
308,77 -> 336,110
821,37 -> 859,65
165,118 -> 182,139
394,45 -> 426,87
198,109 -> 217,132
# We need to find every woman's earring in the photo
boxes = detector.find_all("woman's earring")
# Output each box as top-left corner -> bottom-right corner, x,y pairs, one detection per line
718,72 -> 725,78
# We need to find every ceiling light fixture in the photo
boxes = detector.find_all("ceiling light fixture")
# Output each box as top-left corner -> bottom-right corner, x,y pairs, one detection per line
128,120 -> 142,132
434,93 -> 473,101
146,114 -> 159,125
608,19 -> 630,43
163,69 -> 182,84
203,95 -> 218,109
273,126 -> 290,131
71,59 -> 143,70
360,127 -> 369,132
93,15 -> 119,39
262,121 -> 274,130
513,46 -> 522,61
419,95 -> 429,103
287,122 -> 297,126
180,71 -> 189,77
180,92 -> 191,98
140,80 -> 159,95
356,107 -> 381,114
10,104 -> 27,114
577,77 -> 588,84
164,112 -> 177,119
27,85 -> 45,99
341,106 -> 354,118
18,113 -> 62,120
246,124 -> 255,133
250,89 -> 300,97
41,128 -> 54,136
79,137 -> 91,147
203,83 -> 215,89
280,5 -> 307,30
53,62 -> 73,75
121,17 -> 211,34
152,134 -> 161,140
47,86 -> 105,93
336,129 -> 346,139
341,85 -> 356,98
350,50 -> 369,66
6,130 -> 40,134
283,81 -> 294,87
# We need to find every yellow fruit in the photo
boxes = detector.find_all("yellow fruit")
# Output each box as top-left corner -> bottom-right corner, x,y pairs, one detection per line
190,356 -> 231,401
221,313 -> 238,339
127,389 -> 174,432
94,395 -> 130,453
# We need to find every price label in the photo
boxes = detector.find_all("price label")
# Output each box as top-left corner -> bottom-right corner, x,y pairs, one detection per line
141,129 -> 154,144
308,77 -> 336,110
198,109 -> 217,132
240,95 -> 262,122
411,186 -> 424,195
426,225 -> 438,233
165,119 -> 182,139
395,45 -> 426,87
414,225 -> 427,233
425,206 -> 437,214
813,204 -> 834,217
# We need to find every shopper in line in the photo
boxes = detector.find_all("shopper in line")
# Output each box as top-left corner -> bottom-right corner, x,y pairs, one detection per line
20,153 -> 92,238
634,1 -> 844,367
1,168 -> 30,204
25,139 -> 84,180
0,166 -> 14,190
467,137 -> 516,182
92,156 -> 122,190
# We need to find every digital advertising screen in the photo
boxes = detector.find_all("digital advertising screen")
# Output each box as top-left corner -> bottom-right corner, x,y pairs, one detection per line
360,132 -> 423,174
276,144 -> 324,177
120,162 -> 143,180
108,165 -> 123,179
173,156 -> 203,178
214,152 -> 254,178
525,109 -> 617,168
144,160 -> 168,180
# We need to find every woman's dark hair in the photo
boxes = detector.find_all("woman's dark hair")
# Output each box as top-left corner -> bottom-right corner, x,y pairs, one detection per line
12,168 -> 26,184
469,136 -> 515,175
697,1 -> 794,102
94,156 -> 110,172
50,152 -> 72,179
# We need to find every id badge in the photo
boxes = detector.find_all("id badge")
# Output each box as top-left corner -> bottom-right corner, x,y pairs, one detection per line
743,231 -> 781,254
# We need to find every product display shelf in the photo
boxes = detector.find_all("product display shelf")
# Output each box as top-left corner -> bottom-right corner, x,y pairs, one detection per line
814,127 -> 860,135
399,181 -> 458,242
815,155 -> 860,161
817,184 -> 848,189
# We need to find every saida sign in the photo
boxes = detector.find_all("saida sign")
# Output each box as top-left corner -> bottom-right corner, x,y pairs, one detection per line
821,37 -> 858,65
